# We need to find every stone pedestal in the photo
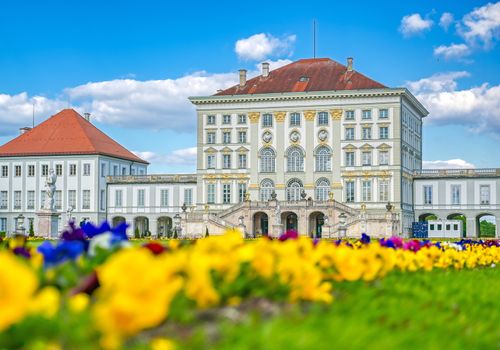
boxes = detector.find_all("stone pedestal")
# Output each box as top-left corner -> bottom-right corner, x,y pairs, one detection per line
37,210 -> 60,238
272,224 -> 284,238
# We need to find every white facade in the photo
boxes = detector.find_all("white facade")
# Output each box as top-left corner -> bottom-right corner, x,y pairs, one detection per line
0,154 -> 147,236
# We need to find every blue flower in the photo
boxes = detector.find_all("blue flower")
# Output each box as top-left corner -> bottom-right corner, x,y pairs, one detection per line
360,233 -> 371,244
37,240 -> 84,266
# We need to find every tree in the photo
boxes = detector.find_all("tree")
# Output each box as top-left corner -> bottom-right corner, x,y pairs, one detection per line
134,227 -> 140,239
29,220 -> 35,237
479,220 -> 496,237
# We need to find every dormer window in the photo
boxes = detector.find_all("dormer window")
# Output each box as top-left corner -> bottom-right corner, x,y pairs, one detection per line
299,76 -> 309,82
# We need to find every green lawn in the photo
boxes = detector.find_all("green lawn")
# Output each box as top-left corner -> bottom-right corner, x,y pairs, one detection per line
181,267 -> 500,350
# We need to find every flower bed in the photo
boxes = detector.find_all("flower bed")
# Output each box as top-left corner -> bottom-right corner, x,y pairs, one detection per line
1,222 -> 499,350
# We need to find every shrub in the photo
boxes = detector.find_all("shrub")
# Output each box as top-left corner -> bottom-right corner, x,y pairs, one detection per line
134,227 -> 140,239
29,221 -> 34,237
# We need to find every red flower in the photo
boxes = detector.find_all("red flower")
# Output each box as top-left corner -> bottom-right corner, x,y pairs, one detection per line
143,242 -> 167,255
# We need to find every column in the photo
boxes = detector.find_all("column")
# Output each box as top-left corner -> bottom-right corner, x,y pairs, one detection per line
496,217 -> 500,238
330,109 -> 343,200
304,111 -> 315,197
248,112 -> 260,200
275,112 -> 286,200
466,217 -> 476,238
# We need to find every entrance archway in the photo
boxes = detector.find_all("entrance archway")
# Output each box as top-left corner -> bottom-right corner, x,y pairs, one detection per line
418,213 -> 437,222
282,212 -> 298,231
309,211 -> 325,238
134,216 -> 149,237
157,216 -> 172,238
476,213 -> 496,238
112,216 -> 126,227
447,213 -> 467,237
253,212 -> 269,236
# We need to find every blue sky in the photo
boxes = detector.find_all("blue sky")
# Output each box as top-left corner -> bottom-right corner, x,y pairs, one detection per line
1,0 -> 499,173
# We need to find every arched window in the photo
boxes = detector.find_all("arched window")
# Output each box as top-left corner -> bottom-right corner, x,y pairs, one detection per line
315,146 -> 331,172
287,147 -> 304,172
260,148 -> 276,173
315,178 -> 330,201
260,179 -> 275,201
286,179 -> 303,201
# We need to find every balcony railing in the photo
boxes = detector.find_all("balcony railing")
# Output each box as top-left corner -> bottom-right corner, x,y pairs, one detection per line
107,174 -> 197,184
414,168 -> 500,178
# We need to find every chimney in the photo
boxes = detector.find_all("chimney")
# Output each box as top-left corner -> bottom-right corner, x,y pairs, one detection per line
19,127 -> 32,135
347,57 -> 353,72
83,113 -> 91,122
239,69 -> 247,87
262,62 -> 270,77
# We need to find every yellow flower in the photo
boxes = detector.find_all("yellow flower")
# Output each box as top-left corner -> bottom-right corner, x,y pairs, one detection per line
150,337 -> 176,350
29,286 -> 60,318
0,252 -> 38,331
68,293 -> 90,313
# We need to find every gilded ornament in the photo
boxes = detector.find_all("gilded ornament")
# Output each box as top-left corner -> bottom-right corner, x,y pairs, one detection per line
304,110 -> 316,121
330,109 -> 343,120
248,112 -> 260,123
274,111 -> 286,122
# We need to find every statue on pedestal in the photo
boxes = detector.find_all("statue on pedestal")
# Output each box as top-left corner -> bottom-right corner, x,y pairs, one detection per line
44,169 -> 57,211
275,202 -> 281,225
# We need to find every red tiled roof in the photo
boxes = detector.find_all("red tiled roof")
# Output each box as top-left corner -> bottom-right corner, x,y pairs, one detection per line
0,109 -> 148,164
215,58 -> 386,96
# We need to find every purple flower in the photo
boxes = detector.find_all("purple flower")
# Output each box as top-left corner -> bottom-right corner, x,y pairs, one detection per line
360,233 -> 371,244
279,230 -> 299,241
37,240 -> 85,266
13,246 -> 31,258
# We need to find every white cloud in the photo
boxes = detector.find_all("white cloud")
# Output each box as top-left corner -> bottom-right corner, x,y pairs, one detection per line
433,43 -> 471,60
133,147 -> 197,168
439,12 -> 454,30
406,71 -> 470,94
459,1 -> 500,47
423,159 -> 475,169
399,13 -> 433,37
407,72 -> 500,134
235,33 -> 296,61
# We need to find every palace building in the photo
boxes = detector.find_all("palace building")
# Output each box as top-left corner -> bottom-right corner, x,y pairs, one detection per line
1,58 -> 499,238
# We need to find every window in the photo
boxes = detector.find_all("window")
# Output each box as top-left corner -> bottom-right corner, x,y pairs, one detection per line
262,113 -> 273,127
238,131 -> 247,143
260,148 -> 275,173
27,191 -> 35,209
290,112 -> 301,126
184,188 -> 193,206
0,191 -> 7,209
345,152 -> 355,167
287,147 -> 304,172
454,224 -> 459,231
0,218 -> 6,232
207,184 -> 215,204
379,109 -> 389,119
379,151 -> 389,165
379,180 -> 389,202
362,180 -> 372,202
260,179 -> 274,201
317,112 -> 328,126
223,154 -> 231,169
238,183 -> 246,203
207,132 -> 216,144
437,224 -> 442,231
315,146 -> 331,172
362,151 -> 372,166
207,115 -> 216,125
345,110 -> 355,120
379,127 -> 389,139
1,166 -> 7,177
238,154 -> 247,169
286,179 -> 303,201
69,164 -> 77,176
222,184 -> 231,204
41,164 -> 49,176
207,154 -> 215,169
121,167 -> 126,176
83,163 -> 91,176
223,131 -> 231,144
430,224 -> 435,230
82,190 -> 90,209
362,110 -> 372,120
40,191 -> 46,209
345,181 -> 354,203
222,115 -> 231,124
56,164 -> 62,176
238,114 -> 247,124
100,163 -> 106,177
55,191 -> 62,210
480,185 -> 490,205
28,165 -> 35,177
14,191 -> 21,209
159,189 -> 168,207
345,127 -> 355,140
113,165 -> 118,176
137,189 -> 145,207
423,185 -> 433,205
68,190 -> 76,209
15,165 -> 21,177
451,185 -> 461,205
362,127 -> 372,140
315,178 -> 330,201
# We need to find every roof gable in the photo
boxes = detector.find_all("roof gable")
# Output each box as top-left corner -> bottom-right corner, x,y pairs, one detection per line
215,58 -> 386,96
0,109 -> 148,164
